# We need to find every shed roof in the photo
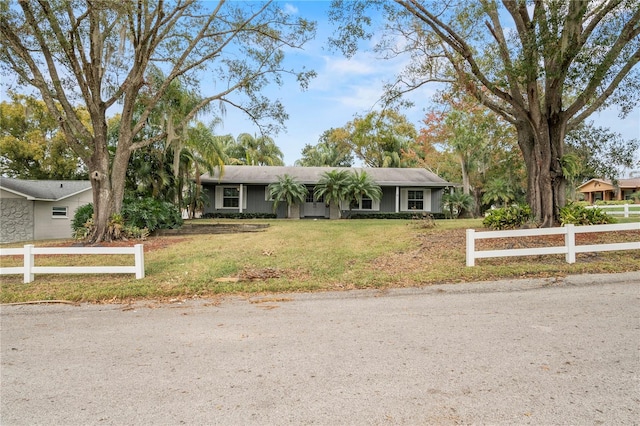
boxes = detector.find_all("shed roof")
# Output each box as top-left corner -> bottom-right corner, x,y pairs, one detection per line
0,177 -> 92,201
200,166 -> 453,187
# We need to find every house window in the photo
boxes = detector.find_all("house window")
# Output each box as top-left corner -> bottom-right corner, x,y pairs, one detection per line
215,185 -> 247,210
407,190 -> 424,210
351,195 -> 378,210
222,187 -> 240,207
401,188 -> 431,212
52,206 -> 68,218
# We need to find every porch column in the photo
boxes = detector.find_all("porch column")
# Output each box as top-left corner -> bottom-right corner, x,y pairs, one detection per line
239,184 -> 244,213
395,187 -> 400,213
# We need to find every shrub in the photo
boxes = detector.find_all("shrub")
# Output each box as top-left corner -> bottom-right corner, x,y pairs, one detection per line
560,203 -> 616,226
72,203 -> 94,232
482,204 -> 533,230
121,197 -> 183,232
201,212 -> 277,219
71,197 -> 181,240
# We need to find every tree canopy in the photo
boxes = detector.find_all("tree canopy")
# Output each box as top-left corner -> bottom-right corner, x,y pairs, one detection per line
329,0 -> 640,226
0,94 -> 87,179
0,0 -> 315,241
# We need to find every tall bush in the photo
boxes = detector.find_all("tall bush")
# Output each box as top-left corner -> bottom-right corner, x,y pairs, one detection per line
482,205 -> 533,230
72,198 -> 182,240
560,203 -> 616,226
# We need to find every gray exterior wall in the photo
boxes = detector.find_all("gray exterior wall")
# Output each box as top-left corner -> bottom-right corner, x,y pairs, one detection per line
0,189 -> 92,243
0,195 -> 34,243
431,188 -> 443,214
378,187 -> 396,212
202,183 -> 444,217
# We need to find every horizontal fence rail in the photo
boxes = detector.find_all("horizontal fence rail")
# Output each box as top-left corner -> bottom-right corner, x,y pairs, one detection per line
466,223 -> 640,267
585,204 -> 640,217
0,244 -> 145,283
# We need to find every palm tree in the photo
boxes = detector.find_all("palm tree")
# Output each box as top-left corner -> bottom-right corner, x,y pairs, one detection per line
345,170 -> 382,214
482,177 -> 517,208
234,133 -> 285,166
314,169 -> 351,219
442,189 -> 475,219
268,174 -> 308,219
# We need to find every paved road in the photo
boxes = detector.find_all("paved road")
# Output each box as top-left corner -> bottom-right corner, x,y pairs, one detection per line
1,272 -> 639,425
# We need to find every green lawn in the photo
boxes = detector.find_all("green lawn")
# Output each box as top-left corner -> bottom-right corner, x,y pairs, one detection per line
1,218 -> 638,303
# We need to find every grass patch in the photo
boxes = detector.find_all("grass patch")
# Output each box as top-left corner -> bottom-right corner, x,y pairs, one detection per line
1,218 -> 638,303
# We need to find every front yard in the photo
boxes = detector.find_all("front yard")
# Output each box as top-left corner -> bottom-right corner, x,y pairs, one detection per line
1,218 -> 638,303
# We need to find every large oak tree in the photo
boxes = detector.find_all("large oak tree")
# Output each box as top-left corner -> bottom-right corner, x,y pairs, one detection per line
1,0 -> 315,241
330,0 -> 640,226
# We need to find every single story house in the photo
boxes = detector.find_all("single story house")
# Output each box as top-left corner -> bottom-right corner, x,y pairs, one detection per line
199,166 -> 454,219
0,177 -> 92,243
577,178 -> 640,204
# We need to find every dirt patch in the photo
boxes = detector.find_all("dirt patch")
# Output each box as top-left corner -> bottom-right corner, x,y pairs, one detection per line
370,227 -> 640,279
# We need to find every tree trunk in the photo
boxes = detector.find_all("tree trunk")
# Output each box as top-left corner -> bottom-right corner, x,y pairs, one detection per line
517,118 -> 566,228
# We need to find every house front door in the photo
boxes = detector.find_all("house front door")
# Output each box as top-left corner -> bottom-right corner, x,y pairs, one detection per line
303,191 -> 326,217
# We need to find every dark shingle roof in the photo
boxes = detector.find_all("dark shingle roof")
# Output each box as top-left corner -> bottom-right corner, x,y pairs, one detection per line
200,166 -> 453,187
0,177 -> 92,201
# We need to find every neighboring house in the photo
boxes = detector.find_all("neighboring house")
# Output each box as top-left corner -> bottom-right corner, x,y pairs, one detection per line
199,166 -> 454,219
0,177 -> 92,243
577,178 -> 640,204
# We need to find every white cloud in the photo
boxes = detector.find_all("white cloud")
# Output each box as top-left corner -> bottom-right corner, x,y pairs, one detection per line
283,3 -> 298,15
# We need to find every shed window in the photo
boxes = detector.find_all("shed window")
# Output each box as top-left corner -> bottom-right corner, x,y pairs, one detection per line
52,206 -> 68,217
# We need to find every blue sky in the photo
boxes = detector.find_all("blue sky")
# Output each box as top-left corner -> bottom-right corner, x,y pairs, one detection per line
218,1 -> 640,168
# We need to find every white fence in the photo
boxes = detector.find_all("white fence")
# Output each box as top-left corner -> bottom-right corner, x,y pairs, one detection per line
586,204 -> 640,217
466,223 -> 640,267
0,244 -> 145,283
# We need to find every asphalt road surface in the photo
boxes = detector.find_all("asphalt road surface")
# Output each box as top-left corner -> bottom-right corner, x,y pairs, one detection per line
1,272 -> 639,425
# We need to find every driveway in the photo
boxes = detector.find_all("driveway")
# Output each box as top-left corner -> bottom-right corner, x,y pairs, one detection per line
1,272 -> 639,425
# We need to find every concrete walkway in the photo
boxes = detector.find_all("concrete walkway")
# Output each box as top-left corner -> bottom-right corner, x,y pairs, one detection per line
1,272 -> 639,425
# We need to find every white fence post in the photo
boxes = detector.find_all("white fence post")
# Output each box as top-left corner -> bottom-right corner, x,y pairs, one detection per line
466,229 -> 475,267
624,204 -> 629,218
565,224 -> 576,264
24,244 -> 34,283
134,244 -> 145,279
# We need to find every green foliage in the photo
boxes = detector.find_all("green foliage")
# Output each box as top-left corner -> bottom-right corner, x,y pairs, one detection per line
345,170 -> 382,206
295,129 -> 354,167
71,198 -> 182,240
482,177 -> 518,208
0,94 -> 87,179
341,110 -> 417,168
566,122 -> 639,182
121,198 -> 183,232
268,174 -> 308,214
72,203 -> 94,233
226,133 -> 285,166
314,169 -> 351,206
482,205 -> 533,230
560,203 -> 616,226
442,189 -> 474,219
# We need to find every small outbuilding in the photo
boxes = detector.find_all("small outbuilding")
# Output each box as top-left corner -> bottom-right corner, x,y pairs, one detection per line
199,166 -> 453,219
0,177 -> 92,243
576,178 -> 640,204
